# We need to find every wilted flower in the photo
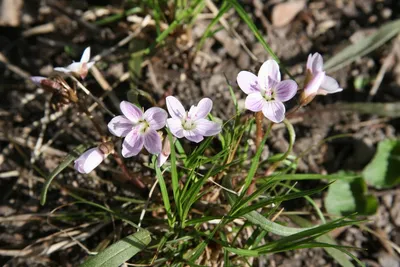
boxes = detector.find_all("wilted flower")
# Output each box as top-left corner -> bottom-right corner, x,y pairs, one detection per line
166,96 -> 221,143
301,53 -> 343,105
237,59 -> 297,123
157,136 -> 174,167
108,101 -> 167,157
54,47 -> 95,79
30,75 -> 78,109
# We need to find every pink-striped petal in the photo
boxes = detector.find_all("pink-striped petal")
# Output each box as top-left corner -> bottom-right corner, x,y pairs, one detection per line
195,119 -> 221,136
107,115 -> 133,137
166,96 -> 186,119
167,118 -> 184,138
122,129 -> 144,157
245,92 -> 265,112
309,53 -> 323,74
304,71 -> 326,97
258,60 -> 281,90
120,101 -> 143,123
183,130 -> 204,143
144,129 -> 162,154
74,147 -> 105,174
144,107 -> 167,130
237,71 -> 260,94
274,80 -> 298,102
262,100 -> 285,123
320,75 -> 342,94
189,98 -> 212,120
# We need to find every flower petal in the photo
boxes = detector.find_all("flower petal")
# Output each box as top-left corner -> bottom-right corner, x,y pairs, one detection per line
65,62 -> 82,73
195,119 -> 221,136
144,130 -> 162,154
167,118 -> 184,138
166,96 -> 186,119
122,129 -> 144,157
108,115 -> 133,137
157,138 -> 172,167
30,76 -> 47,86
310,53 -> 323,73
274,80 -> 298,102
304,71 -> 326,97
144,107 -> 167,130
245,93 -> 265,112
86,61 -> 95,70
120,101 -> 143,123
80,47 -> 91,63
74,148 -> 105,174
183,130 -> 204,143
157,153 -> 169,167
262,100 -> 285,123
190,98 -> 212,120
320,75 -> 343,94
237,71 -> 260,94
54,67 -> 73,73
258,60 -> 281,90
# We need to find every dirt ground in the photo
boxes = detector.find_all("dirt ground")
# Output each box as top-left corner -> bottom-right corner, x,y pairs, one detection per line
1,0 -> 400,266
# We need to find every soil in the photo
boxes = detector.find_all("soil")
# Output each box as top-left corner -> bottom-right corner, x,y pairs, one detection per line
1,0 -> 400,266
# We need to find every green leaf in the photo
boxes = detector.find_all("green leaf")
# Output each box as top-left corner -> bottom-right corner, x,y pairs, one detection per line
325,176 -> 378,216
363,139 -> 400,189
290,215 -> 359,267
324,19 -> 400,72
40,144 -> 92,205
80,230 -> 151,267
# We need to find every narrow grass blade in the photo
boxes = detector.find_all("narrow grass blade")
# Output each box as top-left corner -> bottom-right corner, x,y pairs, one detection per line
80,230 -> 151,267
40,144 -> 91,205
195,1 -> 231,52
155,163 -> 174,227
229,0 -> 294,79
324,19 -> 400,72
290,215 -> 356,267
222,176 -> 314,236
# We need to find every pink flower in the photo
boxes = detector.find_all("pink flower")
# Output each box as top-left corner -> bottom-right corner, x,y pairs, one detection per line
108,101 -> 167,157
305,53 -> 343,96
166,96 -> 221,143
54,47 -> 95,79
237,59 -> 297,123
74,147 -> 106,174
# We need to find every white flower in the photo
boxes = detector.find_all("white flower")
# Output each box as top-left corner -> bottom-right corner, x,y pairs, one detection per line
54,47 -> 95,79
166,96 -> 221,143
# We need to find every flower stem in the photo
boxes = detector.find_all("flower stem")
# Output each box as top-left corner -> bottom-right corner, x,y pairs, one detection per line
255,111 -> 264,147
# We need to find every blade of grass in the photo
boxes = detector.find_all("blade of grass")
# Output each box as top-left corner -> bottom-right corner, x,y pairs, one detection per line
325,19 -> 400,72
40,143 -> 92,205
228,0 -> 294,79
155,161 -> 174,228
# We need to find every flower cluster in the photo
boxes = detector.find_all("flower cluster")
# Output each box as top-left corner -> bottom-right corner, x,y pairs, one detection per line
237,54 -> 341,122
75,97 -> 222,173
62,51 -> 342,174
